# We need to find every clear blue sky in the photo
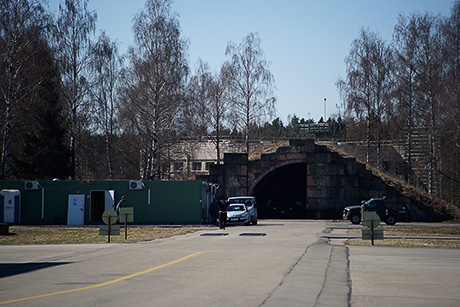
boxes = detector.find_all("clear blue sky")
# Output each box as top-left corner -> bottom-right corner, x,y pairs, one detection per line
48,0 -> 454,123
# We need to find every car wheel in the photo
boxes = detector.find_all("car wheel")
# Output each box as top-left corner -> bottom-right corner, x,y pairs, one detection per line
385,215 -> 396,225
252,219 -> 257,225
350,214 -> 361,224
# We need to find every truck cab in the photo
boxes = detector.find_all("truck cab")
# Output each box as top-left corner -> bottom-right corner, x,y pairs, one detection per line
343,198 -> 410,225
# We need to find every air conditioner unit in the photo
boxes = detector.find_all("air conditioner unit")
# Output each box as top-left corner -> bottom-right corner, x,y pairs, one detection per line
129,180 -> 143,190
24,181 -> 40,190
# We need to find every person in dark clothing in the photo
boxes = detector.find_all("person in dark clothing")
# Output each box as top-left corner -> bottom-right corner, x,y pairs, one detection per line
218,200 -> 228,230
210,199 -> 218,225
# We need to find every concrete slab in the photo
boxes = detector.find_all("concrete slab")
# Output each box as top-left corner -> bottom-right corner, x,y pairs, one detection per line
348,246 -> 460,307
262,239 -> 350,307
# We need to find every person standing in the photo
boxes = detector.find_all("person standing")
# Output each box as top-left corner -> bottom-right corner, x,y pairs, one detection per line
210,199 -> 218,225
218,200 -> 228,230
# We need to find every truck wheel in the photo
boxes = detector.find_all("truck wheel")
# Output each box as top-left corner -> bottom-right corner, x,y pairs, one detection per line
385,215 -> 396,225
351,214 -> 361,224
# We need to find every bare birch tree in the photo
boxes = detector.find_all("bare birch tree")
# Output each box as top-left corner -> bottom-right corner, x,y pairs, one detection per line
90,31 -> 122,179
408,13 -> 444,195
187,59 -> 229,164
187,58 -> 212,136
394,14 -> 420,174
55,0 -> 97,179
440,0 -> 460,201
120,0 -> 188,179
337,29 -> 394,166
224,32 -> 276,153
209,67 -> 230,164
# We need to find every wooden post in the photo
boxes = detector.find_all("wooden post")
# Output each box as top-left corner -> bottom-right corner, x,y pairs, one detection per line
371,219 -> 374,246
124,214 -> 128,240
108,216 -> 111,243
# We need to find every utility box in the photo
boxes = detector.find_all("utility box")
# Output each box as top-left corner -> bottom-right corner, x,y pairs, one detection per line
0,189 -> 21,223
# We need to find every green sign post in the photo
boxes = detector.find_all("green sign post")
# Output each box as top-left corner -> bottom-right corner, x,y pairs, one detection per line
119,207 -> 134,240
361,211 -> 384,245
100,209 -> 120,243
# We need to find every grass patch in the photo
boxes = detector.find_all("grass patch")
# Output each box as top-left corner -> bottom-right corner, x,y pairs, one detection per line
346,224 -> 460,248
0,225 -> 196,245
348,224 -> 460,237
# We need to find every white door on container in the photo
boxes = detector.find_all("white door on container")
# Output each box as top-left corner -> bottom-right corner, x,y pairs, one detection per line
105,190 -> 115,210
68,194 -> 85,225
2,194 -> 14,223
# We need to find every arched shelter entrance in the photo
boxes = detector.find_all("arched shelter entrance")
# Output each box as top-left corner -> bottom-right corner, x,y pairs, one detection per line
250,162 -> 307,219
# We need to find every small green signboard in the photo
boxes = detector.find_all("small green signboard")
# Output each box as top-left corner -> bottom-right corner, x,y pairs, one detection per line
102,209 -> 118,224
119,207 -> 134,223
362,228 -> 384,240
362,211 -> 380,224
100,209 -> 121,243
361,211 -> 384,245
119,207 -> 134,240
99,224 -> 120,236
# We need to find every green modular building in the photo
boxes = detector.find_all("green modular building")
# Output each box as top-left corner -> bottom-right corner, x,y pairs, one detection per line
0,180 -> 217,225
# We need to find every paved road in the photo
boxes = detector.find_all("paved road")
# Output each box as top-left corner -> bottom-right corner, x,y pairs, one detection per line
0,221 -> 348,306
1,221 -> 459,306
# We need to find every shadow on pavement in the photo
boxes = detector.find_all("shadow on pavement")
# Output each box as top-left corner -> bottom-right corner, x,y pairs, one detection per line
0,262 -> 70,278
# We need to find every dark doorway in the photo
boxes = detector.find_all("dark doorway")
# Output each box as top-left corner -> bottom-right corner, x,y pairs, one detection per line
253,163 -> 307,219
90,191 -> 105,222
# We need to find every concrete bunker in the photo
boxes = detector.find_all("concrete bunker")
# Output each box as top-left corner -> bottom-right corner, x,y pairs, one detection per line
205,139 -> 416,220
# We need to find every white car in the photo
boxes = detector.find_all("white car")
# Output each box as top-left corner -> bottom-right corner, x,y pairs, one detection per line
226,204 -> 250,225
227,196 -> 258,225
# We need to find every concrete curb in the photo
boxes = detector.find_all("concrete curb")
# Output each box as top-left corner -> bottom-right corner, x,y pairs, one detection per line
318,233 -> 460,240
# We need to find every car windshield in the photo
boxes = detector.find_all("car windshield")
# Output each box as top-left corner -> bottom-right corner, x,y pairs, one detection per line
229,198 -> 253,208
229,198 -> 248,204
227,205 -> 245,212
365,200 -> 377,208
